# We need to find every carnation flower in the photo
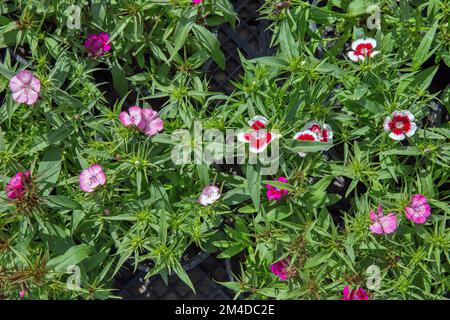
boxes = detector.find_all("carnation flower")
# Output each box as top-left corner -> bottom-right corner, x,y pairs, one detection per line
5,171 -> 31,200
119,106 -> 164,137
137,108 -> 164,137
266,176 -> 289,201
270,258 -> 290,281
84,32 -> 111,57
383,110 -> 417,141
9,70 -> 41,105
348,38 -> 380,62
342,286 -> 369,300
119,106 -> 143,127
79,164 -> 107,193
293,122 -> 333,157
405,194 -> 431,224
198,185 -> 221,206
369,205 -> 398,235
237,115 -> 279,153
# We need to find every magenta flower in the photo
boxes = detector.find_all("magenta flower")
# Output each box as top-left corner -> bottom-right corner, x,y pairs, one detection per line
9,70 -> 41,105
5,171 -> 31,200
137,108 -> 164,137
119,106 -> 143,127
19,290 -> 26,299
342,286 -> 369,300
348,38 -> 380,62
79,164 -> 106,193
383,110 -> 417,141
119,106 -> 164,137
192,0 -> 202,4
270,258 -> 290,281
84,32 -> 111,57
369,206 -> 397,235
198,185 -> 221,206
266,176 -> 289,201
405,194 -> 431,224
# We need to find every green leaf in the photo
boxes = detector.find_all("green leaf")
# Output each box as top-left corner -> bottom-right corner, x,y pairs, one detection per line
412,22 -> 438,71
169,8 -> 196,62
111,59 -> 128,97
46,245 -> 93,272
287,140 -> 333,153
192,24 -> 225,70
36,147 -> 61,196
246,162 -> 261,211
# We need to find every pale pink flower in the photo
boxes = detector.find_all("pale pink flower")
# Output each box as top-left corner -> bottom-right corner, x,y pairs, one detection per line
405,194 -> 431,224
137,108 -> 164,137
369,206 -> 397,235
198,185 -> 220,206
266,176 -> 289,201
237,115 -> 279,153
79,164 -> 106,193
119,106 -> 143,127
342,286 -> 369,300
5,171 -> 31,200
348,38 -> 380,62
84,32 -> 111,57
270,258 -> 290,281
9,70 -> 41,105
383,110 -> 417,141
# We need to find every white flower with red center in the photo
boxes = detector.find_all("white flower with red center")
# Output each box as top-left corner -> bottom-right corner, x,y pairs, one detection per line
293,122 -> 333,157
304,122 -> 333,143
348,38 -> 380,62
383,110 -> 417,141
237,116 -> 279,153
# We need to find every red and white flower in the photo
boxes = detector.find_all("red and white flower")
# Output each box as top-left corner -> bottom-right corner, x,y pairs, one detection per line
383,110 -> 417,141
348,38 -> 380,62
237,116 -> 279,153
293,122 -> 333,157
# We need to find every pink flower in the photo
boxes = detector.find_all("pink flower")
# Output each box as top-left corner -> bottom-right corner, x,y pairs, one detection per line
237,116 -> 279,153
266,176 -> 289,201
9,70 -> 41,105
383,110 -> 417,141
293,122 -> 333,157
342,286 -> 369,300
119,106 -> 143,127
405,194 -> 431,224
119,106 -> 164,137
84,32 -> 111,57
79,164 -> 107,193
192,0 -> 202,4
137,108 -> 164,137
369,206 -> 398,235
5,171 -> 30,200
270,258 -> 290,281
198,185 -> 221,206
19,290 -> 26,299
348,38 -> 380,62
